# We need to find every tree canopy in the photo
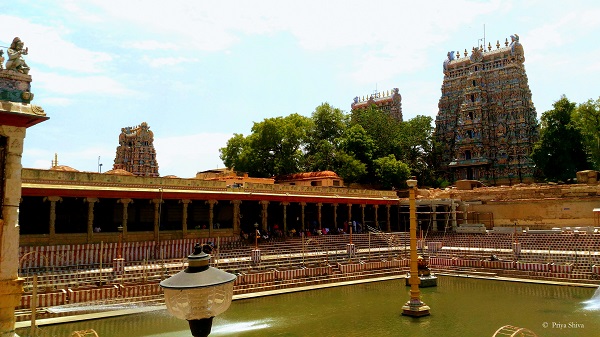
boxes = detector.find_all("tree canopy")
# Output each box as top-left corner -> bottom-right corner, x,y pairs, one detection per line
531,96 -> 590,182
220,103 -> 433,187
572,97 -> 600,170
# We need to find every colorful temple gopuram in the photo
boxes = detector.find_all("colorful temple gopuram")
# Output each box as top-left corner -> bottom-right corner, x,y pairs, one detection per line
113,122 -> 159,177
435,34 -> 539,185
351,88 -> 403,122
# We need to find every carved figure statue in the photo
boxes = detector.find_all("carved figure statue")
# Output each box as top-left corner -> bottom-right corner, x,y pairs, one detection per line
443,51 -> 455,72
509,34 -> 521,55
6,37 -> 30,74
0,50 -> 4,70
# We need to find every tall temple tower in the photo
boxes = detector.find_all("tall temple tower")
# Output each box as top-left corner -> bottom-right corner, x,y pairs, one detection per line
435,35 -> 539,185
113,122 -> 160,177
351,88 -> 403,121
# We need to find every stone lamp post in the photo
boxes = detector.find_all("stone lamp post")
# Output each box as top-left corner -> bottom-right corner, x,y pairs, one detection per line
160,243 -> 237,337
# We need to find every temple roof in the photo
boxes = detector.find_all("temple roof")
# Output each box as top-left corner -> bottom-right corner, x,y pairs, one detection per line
104,168 -> 135,176
49,165 -> 79,172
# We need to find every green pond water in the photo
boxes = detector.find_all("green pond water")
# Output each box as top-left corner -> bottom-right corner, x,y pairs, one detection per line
16,276 -> 600,337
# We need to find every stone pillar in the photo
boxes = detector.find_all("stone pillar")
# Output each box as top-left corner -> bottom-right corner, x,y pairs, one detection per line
432,205 -> 438,232
180,199 -> 191,237
207,200 -> 218,237
231,200 -> 241,235
300,202 -> 306,231
0,65 -> 48,337
386,204 -> 391,232
317,203 -> 322,229
347,203 -> 352,223
260,200 -> 269,231
373,204 -> 379,230
281,202 -> 289,234
332,203 -> 338,229
44,196 -> 62,240
0,126 -> 28,337
118,198 -> 133,238
451,201 -> 458,231
361,204 -> 366,228
85,198 -> 99,241
152,198 -> 163,243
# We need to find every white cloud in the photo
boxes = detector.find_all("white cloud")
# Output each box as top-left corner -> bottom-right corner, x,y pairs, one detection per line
34,71 -> 138,96
0,15 -> 111,73
141,56 -> 199,68
36,97 -> 73,107
131,40 -> 180,51
154,133 -> 232,178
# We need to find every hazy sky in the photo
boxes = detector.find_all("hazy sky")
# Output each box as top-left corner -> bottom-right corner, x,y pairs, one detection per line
2,0 -> 599,177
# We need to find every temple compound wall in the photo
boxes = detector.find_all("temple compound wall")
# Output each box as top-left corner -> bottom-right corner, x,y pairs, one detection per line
435,34 -> 539,186
429,183 -> 600,228
351,88 -> 403,122
113,122 -> 159,177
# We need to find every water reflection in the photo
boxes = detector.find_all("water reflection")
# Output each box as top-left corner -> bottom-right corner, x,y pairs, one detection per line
16,277 -> 600,337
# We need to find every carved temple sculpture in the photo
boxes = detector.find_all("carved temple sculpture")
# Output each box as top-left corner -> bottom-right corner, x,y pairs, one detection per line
113,122 -> 160,177
351,87 -> 403,122
435,34 -> 539,185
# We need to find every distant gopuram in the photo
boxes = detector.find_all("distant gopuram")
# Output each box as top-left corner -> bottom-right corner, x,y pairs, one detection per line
113,122 -> 159,177
351,88 -> 403,122
435,34 -> 539,185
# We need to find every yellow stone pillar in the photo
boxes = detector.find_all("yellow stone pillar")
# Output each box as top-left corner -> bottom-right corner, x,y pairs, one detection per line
360,204 -> 366,228
281,202 -> 289,234
373,204 -> 379,230
43,196 -> 62,243
0,63 -> 48,336
386,204 -> 391,232
332,203 -> 338,229
85,197 -> 98,242
231,200 -> 241,235
117,198 -> 133,238
317,203 -> 322,229
260,200 -> 269,231
152,198 -> 163,243
180,199 -> 191,238
300,202 -> 306,231
207,199 -> 218,237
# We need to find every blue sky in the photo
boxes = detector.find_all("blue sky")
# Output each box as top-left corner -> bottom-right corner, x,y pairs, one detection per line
2,0 -> 599,177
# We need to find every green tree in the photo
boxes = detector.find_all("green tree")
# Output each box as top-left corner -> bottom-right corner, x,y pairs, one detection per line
304,103 -> 348,172
350,105 -> 402,159
372,154 -> 411,189
219,114 -> 311,177
573,97 -> 600,170
531,96 -> 590,182
398,115 -> 436,184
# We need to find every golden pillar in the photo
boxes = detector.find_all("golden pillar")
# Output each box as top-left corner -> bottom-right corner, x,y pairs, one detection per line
402,178 -> 430,317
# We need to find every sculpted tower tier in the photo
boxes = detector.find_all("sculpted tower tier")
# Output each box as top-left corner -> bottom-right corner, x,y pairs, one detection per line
113,122 -> 159,177
351,88 -> 402,122
435,35 -> 539,185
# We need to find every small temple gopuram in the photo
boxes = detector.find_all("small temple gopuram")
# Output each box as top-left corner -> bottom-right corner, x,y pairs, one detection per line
113,122 -> 159,177
351,88 -> 403,122
435,34 -> 539,185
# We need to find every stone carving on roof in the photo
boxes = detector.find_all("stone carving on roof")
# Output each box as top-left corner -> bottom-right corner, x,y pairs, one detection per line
5,37 -> 30,75
443,51 -> 455,74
